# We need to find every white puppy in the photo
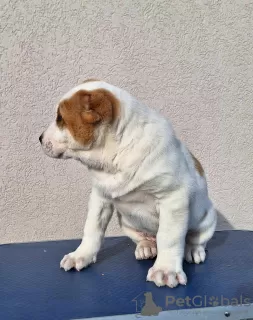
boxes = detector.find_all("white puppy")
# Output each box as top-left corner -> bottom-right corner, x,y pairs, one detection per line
40,79 -> 217,288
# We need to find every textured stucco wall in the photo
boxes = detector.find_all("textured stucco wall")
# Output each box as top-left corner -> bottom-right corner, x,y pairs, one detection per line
1,0 -> 253,244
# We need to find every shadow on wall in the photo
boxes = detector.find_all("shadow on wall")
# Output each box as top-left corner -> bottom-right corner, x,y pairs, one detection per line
216,210 -> 234,230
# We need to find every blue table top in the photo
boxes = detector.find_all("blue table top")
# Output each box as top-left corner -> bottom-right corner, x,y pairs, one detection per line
1,230 -> 253,319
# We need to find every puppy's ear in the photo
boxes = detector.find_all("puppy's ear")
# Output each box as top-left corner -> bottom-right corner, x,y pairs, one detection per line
79,92 -> 101,124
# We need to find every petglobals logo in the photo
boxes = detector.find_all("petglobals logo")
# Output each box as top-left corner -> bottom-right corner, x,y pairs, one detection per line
165,295 -> 251,309
132,292 -> 251,316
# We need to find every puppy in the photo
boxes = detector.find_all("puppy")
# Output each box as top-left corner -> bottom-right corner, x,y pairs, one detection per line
40,79 -> 217,288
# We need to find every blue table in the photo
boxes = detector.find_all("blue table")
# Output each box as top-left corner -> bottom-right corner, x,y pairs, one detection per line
1,231 -> 253,319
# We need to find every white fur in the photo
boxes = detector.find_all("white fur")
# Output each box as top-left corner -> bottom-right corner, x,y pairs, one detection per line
41,81 -> 217,288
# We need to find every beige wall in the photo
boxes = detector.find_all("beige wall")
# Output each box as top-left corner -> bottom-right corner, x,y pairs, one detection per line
1,0 -> 253,244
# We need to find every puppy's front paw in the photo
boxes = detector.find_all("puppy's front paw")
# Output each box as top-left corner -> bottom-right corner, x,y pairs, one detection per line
60,251 -> 96,271
135,240 -> 157,260
185,244 -> 206,264
147,265 -> 187,288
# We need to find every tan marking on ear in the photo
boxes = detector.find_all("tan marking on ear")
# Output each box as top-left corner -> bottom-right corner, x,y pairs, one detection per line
82,110 -> 101,124
190,152 -> 205,176
59,89 -> 120,146
83,78 -> 100,83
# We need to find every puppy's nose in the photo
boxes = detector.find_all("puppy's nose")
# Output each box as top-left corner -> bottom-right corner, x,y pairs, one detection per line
39,133 -> 44,144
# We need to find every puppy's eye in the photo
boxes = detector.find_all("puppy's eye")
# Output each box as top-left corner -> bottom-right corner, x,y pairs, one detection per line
56,114 -> 62,122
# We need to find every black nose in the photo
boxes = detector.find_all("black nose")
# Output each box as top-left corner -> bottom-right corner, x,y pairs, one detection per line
39,134 -> 43,144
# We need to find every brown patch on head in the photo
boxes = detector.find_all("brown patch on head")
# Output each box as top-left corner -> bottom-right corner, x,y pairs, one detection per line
83,78 -> 100,83
190,152 -> 205,176
57,89 -> 120,146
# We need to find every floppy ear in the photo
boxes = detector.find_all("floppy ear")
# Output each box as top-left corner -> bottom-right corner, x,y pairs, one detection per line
79,92 -> 101,124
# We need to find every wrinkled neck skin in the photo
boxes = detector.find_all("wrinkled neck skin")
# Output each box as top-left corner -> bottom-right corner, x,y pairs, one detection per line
72,126 -> 119,174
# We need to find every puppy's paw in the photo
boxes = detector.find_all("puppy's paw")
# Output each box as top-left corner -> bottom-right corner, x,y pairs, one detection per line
185,244 -> 206,264
135,240 -> 157,260
60,251 -> 96,271
147,266 -> 187,288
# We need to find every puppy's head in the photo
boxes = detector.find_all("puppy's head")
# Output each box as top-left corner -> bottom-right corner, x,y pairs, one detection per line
39,88 -> 118,159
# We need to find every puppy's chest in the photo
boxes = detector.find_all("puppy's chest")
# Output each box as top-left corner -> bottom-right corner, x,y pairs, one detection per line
113,191 -> 157,217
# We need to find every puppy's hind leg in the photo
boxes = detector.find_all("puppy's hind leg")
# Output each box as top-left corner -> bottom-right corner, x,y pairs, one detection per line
185,206 -> 217,264
119,220 -> 157,260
